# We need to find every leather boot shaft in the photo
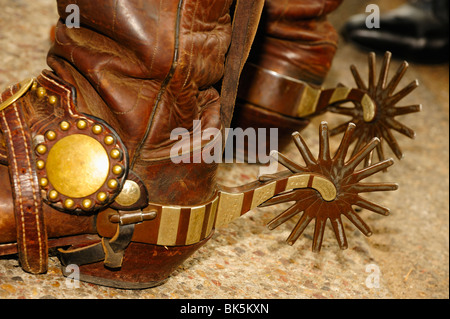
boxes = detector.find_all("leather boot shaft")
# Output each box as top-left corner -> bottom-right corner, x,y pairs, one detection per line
248,0 -> 343,85
48,0 -> 234,205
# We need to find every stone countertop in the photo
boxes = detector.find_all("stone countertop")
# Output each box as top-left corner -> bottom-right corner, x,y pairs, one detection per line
0,0 -> 448,299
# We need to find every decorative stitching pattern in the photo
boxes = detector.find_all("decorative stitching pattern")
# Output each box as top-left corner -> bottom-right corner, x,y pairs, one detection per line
41,72 -> 75,116
12,99 -> 45,273
0,83 -> 48,273
0,91 -> 30,271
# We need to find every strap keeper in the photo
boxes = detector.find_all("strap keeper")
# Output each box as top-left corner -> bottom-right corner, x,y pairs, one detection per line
109,210 -> 157,226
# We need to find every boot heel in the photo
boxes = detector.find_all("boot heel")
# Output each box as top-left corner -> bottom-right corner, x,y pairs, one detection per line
61,233 -> 212,289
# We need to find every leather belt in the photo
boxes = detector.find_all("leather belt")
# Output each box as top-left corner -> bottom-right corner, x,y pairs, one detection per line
0,79 -> 48,274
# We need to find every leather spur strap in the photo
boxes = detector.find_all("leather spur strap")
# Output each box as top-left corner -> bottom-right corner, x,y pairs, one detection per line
0,79 -> 48,274
220,0 -> 265,129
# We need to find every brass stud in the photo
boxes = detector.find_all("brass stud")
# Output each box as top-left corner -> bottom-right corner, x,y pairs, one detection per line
112,165 -> 123,175
82,198 -> 93,209
36,160 -> 45,170
36,87 -> 47,98
107,179 -> 118,189
64,198 -> 75,209
97,192 -> 107,202
36,144 -> 47,155
92,125 -> 103,135
39,178 -> 48,187
45,130 -> 56,141
104,135 -> 115,145
31,82 -> 38,90
48,190 -> 59,201
60,121 -> 70,131
48,95 -> 57,105
76,120 -> 87,130
110,149 -> 121,159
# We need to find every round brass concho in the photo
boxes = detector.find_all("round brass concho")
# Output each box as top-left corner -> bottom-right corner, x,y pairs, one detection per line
46,134 -> 110,198
35,116 -> 129,213
114,180 -> 141,207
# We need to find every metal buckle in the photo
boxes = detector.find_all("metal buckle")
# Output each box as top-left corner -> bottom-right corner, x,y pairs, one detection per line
0,78 -> 35,112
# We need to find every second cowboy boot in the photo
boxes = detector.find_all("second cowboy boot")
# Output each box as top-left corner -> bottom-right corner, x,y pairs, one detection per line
232,0 -> 343,161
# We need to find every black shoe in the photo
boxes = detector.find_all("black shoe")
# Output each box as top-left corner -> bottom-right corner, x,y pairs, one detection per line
341,0 -> 449,64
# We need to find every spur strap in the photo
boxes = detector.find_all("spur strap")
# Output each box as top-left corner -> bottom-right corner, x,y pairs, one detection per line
0,72 -> 137,273
220,0 -> 265,129
0,79 -> 48,274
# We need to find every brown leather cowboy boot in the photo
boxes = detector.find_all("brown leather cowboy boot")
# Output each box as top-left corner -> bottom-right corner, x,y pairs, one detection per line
233,0 -> 343,160
0,0 -> 264,288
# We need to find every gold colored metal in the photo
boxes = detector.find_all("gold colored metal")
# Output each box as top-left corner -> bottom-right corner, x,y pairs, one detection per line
286,174 -> 309,190
215,192 -> 245,228
45,130 -> 57,141
311,176 -> 337,201
361,94 -> 376,122
107,179 -> 118,189
114,180 -> 141,207
36,87 -> 47,98
185,206 -> 206,245
157,207 -> 182,246
39,178 -> 48,187
82,198 -> 93,209
31,81 -> 38,90
97,192 -> 107,202
92,125 -> 103,135
46,134 -> 110,198
48,190 -> 59,201
36,144 -> 47,155
0,78 -> 34,112
110,148 -> 121,159
104,135 -> 115,145
329,87 -> 352,104
36,160 -> 45,170
64,198 -> 75,209
48,95 -> 57,105
76,120 -> 87,130
250,181 -> 276,209
297,85 -> 321,117
59,121 -> 70,131
112,165 -> 123,175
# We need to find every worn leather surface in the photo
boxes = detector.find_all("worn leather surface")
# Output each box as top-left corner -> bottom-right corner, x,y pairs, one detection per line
0,85 -> 48,273
233,0 -> 342,160
48,0 -> 232,160
1,0 -> 237,248
45,0 -> 236,207
248,0 -> 343,85
0,73 -> 102,245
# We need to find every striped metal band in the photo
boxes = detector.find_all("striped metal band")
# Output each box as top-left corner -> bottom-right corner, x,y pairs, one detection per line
150,173 -> 336,246
297,86 -> 376,122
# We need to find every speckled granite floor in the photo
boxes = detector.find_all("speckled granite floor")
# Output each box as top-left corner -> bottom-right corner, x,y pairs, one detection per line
0,0 -> 448,299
